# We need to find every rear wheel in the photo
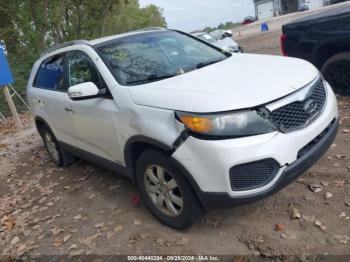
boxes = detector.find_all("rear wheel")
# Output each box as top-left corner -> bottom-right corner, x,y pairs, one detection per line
321,52 -> 350,95
135,149 -> 204,229
41,126 -> 76,167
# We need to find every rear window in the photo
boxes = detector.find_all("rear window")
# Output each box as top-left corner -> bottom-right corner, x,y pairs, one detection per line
33,53 -> 66,91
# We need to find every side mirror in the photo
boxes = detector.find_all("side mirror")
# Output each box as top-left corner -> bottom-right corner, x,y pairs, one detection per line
68,82 -> 100,100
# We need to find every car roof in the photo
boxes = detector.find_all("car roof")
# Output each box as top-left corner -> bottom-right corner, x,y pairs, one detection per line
40,27 -> 168,57
89,27 -> 167,46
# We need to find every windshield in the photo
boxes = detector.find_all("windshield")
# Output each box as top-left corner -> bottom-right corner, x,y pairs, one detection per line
96,31 -> 229,86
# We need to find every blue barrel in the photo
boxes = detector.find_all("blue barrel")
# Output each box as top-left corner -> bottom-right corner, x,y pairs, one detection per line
261,22 -> 269,32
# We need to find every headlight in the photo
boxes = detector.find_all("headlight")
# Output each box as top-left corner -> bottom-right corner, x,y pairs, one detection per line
176,110 -> 276,138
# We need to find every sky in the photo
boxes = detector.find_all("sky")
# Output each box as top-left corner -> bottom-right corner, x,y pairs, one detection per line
139,0 -> 255,32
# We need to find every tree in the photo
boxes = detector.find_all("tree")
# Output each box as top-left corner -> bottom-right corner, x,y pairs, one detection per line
1,0 -> 166,54
0,0 -> 167,115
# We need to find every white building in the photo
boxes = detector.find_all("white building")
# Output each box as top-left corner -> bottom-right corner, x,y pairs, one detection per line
253,0 -> 326,20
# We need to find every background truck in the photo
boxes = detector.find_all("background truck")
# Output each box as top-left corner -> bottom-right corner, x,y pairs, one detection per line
281,5 -> 350,95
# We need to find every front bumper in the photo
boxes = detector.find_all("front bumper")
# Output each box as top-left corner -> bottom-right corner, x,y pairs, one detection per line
172,82 -> 338,209
194,118 -> 338,209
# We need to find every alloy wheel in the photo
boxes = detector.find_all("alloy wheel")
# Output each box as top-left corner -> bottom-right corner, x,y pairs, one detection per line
144,165 -> 183,217
45,131 -> 60,163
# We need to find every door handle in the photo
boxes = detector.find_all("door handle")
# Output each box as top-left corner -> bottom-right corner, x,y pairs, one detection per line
64,106 -> 74,113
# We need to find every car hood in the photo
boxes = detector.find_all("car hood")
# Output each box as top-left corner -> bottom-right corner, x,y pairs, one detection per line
128,54 -> 319,113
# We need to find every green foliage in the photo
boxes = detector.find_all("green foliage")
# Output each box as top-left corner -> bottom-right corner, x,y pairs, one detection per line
201,21 -> 241,33
203,27 -> 214,33
0,0 -> 166,116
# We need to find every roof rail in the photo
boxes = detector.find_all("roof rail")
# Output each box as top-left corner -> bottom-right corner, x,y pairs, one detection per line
134,27 -> 166,32
40,40 -> 91,57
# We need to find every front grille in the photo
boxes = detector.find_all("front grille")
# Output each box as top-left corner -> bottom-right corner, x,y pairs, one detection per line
269,80 -> 326,132
229,159 -> 279,191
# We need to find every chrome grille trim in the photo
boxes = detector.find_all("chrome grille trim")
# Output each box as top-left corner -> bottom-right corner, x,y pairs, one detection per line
266,76 -> 320,112
266,77 -> 327,132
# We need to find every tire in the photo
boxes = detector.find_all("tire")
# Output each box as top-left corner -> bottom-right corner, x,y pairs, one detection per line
135,149 -> 204,229
238,46 -> 244,53
321,52 -> 350,95
41,126 -> 76,167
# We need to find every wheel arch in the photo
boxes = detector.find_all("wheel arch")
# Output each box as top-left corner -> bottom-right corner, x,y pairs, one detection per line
313,37 -> 350,69
124,136 -> 174,178
124,135 -> 207,209
34,116 -> 52,137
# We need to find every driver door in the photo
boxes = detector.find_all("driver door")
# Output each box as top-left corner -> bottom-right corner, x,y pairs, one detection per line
64,50 -> 122,163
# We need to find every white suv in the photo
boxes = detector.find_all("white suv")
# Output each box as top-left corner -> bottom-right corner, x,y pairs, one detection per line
27,28 -> 338,229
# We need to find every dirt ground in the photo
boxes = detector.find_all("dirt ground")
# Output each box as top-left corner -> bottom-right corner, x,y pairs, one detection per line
1,29 -> 350,259
238,31 -> 282,56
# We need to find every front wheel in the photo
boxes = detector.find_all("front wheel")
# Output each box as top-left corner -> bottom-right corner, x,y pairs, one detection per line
321,52 -> 350,95
135,150 -> 204,229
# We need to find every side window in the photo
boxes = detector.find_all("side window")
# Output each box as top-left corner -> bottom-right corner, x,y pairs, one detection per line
67,51 -> 101,88
34,54 -> 66,90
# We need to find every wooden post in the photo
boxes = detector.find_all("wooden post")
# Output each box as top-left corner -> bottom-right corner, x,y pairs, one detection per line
2,85 -> 22,129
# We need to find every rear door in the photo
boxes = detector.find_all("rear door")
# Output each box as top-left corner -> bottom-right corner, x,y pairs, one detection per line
64,50 -> 122,163
31,53 -> 77,146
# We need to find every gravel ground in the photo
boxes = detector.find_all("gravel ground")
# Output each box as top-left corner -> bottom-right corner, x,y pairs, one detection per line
0,28 -> 350,259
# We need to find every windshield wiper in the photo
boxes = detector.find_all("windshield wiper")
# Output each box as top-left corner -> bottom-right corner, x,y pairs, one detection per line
196,59 -> 224,69
126,74 -> 177,85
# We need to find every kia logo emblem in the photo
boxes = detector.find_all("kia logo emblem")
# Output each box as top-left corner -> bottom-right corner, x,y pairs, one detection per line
304,99 -> 317,114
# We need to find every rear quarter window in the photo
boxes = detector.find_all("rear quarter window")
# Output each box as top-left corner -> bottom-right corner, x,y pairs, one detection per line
33,53 -> 66,91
